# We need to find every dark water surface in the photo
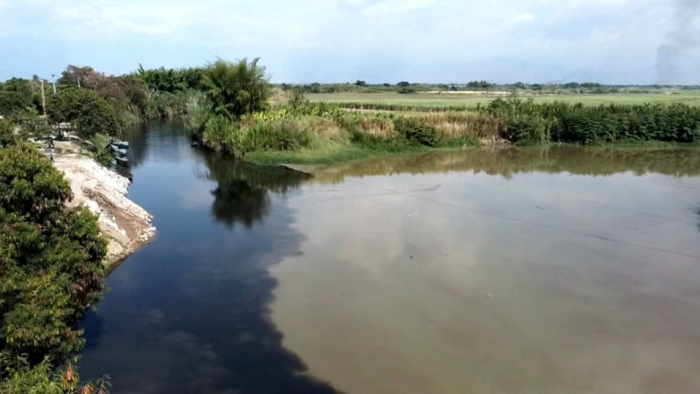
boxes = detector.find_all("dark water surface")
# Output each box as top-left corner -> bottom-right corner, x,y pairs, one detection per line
80,122 -> 700,394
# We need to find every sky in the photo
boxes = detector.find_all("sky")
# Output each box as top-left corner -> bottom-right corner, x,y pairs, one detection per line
0,0 -> 698,84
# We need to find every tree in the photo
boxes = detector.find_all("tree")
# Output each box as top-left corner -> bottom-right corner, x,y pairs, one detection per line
0,78 -> 42,115
467,80 -> 492,89
47,88 -> 122,137
355,80 -> 367,87
397,81 -> 411,88
201,58 -> 270,119
0,143 -> 107,392
58,65 -> 97,88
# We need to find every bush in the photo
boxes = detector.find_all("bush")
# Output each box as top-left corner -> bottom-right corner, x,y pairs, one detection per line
0,144 -> 107,391
486,98 -> 700,145
48,88 -> 122,138
0,118 -> 16,146
393,117 -> 439,146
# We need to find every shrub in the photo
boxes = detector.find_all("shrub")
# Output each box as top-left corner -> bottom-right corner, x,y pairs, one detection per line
393,117 -> 439,146
47,88 -> 122,138
0,144 -> 107,391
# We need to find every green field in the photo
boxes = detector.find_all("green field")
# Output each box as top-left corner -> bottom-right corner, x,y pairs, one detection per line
307,91 -> 700,109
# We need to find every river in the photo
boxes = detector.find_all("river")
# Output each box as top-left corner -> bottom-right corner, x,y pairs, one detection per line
79,121 -> 700,394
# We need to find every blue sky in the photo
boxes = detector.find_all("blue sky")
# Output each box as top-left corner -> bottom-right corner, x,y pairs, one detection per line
1,0 -> 698,84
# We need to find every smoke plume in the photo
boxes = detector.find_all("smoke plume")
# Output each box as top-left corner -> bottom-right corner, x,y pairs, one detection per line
656,0 -> 700,84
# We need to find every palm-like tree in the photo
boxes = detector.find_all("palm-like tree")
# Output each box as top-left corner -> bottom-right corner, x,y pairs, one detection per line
201,58 -> 270,119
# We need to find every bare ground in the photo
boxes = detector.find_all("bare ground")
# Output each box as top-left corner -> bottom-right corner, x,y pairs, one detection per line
51,141 -> 156,268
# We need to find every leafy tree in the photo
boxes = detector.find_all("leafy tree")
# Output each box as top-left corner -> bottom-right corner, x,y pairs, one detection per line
355,80 -> 367,87
136,65 -> 203,93
467,80 -> 492,89
58,65 -> 97,88
0,144 -> 108,392
0,78 -> 42,115
47,88 -> 122,137
201,58 -> 270,119
397,81 -> 410,88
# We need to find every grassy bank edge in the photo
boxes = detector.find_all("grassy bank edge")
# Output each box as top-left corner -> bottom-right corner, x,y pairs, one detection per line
240,140 -> 700,169
243,144 -> 480,167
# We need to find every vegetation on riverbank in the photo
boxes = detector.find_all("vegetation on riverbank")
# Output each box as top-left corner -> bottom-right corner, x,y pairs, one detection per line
3,60 -> 699,168
306,91 -> 700,111
0,143 -> 109,393
195,91 -> 700,164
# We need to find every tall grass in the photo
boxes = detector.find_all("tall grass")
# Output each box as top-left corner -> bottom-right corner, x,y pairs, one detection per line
486,98 -> 700,145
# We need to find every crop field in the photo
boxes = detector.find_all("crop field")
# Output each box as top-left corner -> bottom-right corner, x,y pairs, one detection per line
307,91 -> 700,110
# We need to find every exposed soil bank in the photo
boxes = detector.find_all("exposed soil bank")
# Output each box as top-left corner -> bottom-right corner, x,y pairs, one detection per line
51,141 -> 156,268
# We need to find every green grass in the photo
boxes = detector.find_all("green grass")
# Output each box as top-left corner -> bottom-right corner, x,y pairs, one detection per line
307,91 -> 700,109
244,143 -> 470,166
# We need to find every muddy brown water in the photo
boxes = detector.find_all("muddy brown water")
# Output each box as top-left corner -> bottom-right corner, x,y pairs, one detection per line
79,122 -> 700,393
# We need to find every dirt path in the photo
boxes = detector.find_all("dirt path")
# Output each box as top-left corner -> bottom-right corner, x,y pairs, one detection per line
51,141 -> 156,268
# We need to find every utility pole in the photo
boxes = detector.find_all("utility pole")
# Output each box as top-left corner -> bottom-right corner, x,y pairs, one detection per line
51,74 -> 57,95
40,80 -> 47,116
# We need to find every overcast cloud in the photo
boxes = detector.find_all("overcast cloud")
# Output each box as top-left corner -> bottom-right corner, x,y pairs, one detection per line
0,0 -> 698,84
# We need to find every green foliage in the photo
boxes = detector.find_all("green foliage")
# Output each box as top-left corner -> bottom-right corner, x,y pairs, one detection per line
0,144 -> 107,392
393,117 -> 439,147
184,90 -> 212,135
487,98 -> 700,145
0,92 -> 34,116
243,120 -> 314,152
202,115 -> 315,157
201,58 -> 270,119
0,118 -> 17,146
467,80 -> 493,90
201,116 -> 245,156
48,88 -> 122,138
0,78 -> 43,115
137,65 -> 204,93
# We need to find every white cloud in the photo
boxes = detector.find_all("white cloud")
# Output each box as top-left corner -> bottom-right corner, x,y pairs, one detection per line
512,12 -> 535,22
0,0 -> 690,83
365,0 -> 435,15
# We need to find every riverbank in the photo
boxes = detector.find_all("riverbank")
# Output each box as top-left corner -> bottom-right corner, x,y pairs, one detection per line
51,141 -> 156,269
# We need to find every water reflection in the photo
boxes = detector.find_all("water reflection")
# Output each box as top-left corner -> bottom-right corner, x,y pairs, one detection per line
79,122 -> 337,394
311,146 -> 700,183
203,155 -> 310,228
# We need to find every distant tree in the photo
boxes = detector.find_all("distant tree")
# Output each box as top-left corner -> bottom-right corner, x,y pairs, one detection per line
0,78 -> 42,114
467,80 -> 492,89
201,58 -> 271,119
563,82 -> 581,89
383,83 -> 391,87
514,82 -> 527,89
355,80 -> 367,87
397,81 -> 411,88
58,65 -> 97,88
48,88 -> 123,137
